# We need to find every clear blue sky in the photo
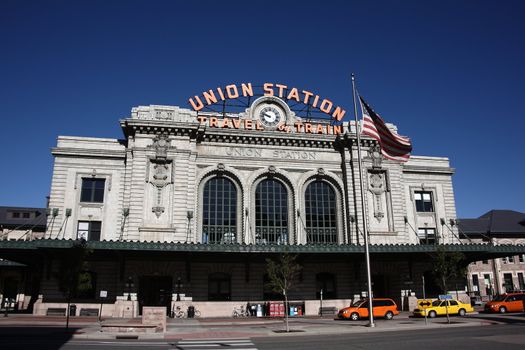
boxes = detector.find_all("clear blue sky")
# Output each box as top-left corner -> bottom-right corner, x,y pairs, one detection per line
1,0 -> 523,218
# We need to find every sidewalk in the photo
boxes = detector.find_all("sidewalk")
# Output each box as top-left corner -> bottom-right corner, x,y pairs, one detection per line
0,311 -> 506,340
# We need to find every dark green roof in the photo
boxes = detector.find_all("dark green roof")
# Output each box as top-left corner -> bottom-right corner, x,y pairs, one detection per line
0,238 -> 523,254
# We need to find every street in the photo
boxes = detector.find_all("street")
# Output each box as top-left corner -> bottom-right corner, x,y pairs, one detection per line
1,321 -> 525,350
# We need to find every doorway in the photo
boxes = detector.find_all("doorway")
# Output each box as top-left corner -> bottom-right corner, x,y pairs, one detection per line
138,276 -> 173,315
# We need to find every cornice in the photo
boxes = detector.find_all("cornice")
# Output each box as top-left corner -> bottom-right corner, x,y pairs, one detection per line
51,148 -> 126,159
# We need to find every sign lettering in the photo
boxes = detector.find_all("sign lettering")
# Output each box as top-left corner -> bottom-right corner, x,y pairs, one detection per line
189,82 -> 346,122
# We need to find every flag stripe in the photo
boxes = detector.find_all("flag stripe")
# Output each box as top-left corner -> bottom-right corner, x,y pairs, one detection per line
359,96 -> 412,162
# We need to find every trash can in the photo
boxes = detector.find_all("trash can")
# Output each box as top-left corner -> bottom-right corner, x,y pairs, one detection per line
69,304 -> 77,316
187,305 -> 195,318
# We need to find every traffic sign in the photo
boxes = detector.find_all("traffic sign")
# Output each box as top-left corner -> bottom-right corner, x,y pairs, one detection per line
417,299 -> 433,308
438,294 -> 452,300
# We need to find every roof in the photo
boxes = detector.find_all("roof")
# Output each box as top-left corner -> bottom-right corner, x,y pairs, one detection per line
0,238 -> 523,255
459,210 -> 525,236
0,206 -> 47,231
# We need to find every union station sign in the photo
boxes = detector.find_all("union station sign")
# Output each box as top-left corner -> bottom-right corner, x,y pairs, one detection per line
188,82 -> 347,135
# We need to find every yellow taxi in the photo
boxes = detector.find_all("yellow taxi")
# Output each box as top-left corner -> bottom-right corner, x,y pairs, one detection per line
413,299 -> 474,318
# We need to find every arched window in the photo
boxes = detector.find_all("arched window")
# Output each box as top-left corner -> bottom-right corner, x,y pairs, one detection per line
255,179 -> 288,244
208,273 -> 231,301
316,272 -> 336,299
305,181 -> 337,243
202,178 -> 237,243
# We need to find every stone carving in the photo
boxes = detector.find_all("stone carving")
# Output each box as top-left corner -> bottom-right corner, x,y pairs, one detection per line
369,144 -> 383,169
154,109 -> 174,121
317,168 -> 325,176
148,134 -> 173,218
151,134 -> 171,161
152,206 -> 165,218
217,163 -> 225,171
369,172 -> 385,221
268,165 -> 276,174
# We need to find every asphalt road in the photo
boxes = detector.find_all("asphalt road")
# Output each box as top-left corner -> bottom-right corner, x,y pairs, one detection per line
1,324 -> 525,350
255,324 -> 525,350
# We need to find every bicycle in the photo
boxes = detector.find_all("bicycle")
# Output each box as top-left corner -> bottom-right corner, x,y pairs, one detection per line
232,305 -> 250,317
173,305 -> 186,318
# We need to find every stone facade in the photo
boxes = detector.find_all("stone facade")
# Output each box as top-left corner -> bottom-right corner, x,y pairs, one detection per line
46,101 -> 459,247
38,98 -> 464,316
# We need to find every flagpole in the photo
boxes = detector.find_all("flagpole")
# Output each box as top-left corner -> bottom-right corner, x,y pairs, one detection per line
351,74 -> 375,327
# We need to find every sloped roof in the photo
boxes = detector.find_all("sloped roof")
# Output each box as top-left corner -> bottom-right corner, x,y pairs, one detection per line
459,210 -> 525,236
0,206 -> 47,231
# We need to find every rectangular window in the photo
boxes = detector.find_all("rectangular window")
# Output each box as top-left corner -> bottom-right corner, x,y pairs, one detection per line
76,221 -> 101,241
414,191 -> 434,212
472,274 -> 479,293
417,227 -> 436,245
484,274 -> 493,296
518,273 -> 525,290
520,255 -> 524,263
80,178 -> 105,203
11,212 -> 20,218
503,273 -> 514,292
509,256 -> 515,263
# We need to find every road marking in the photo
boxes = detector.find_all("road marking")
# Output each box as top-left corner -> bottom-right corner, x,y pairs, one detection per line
176,339 -> 256,350
178,340 -> 253,344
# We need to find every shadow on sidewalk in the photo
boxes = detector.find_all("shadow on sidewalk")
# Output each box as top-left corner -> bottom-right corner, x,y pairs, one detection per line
0,326 -> 78,349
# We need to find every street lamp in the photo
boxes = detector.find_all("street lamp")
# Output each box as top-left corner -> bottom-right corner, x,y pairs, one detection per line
125,276 -> 134,301
176,277 -> 183,301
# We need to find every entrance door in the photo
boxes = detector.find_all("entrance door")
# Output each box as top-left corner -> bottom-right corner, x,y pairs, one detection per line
138,276 -> 173,315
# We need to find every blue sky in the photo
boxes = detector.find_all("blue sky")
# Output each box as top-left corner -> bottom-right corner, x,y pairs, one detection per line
1,0 -> 523,218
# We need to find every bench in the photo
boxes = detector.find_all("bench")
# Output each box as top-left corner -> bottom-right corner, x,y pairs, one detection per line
46,308 -> 66,316
319,306 -> 338,316
79,308 -> 99,316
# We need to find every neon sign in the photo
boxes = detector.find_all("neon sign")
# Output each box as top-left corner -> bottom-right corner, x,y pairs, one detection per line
188,83 -> 346,122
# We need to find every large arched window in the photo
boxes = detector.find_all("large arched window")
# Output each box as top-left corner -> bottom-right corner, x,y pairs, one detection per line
305,181 -> 337,243
202,177 -> 237,243
255,179 -> 288,244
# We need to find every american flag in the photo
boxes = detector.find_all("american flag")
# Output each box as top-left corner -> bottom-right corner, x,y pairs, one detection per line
359,96 -> 412,162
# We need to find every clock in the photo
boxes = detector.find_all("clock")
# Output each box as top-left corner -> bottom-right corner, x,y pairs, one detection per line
258,105 -> 283,128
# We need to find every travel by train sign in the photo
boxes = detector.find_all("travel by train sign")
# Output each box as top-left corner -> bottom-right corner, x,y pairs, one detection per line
188,82 -> 347,122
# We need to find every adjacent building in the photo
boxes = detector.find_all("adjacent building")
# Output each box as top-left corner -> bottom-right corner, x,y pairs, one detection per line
460,210 -> 525,302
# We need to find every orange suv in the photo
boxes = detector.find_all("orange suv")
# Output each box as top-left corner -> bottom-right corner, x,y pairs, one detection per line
484,292 -> 525,313
337,298 -> 399,320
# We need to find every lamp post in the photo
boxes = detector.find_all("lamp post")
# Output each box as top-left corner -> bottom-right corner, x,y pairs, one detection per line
176,277 -> 183,301
125,276 -> 134,301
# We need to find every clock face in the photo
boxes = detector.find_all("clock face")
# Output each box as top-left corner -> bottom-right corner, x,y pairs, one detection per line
259,106 -> 283,127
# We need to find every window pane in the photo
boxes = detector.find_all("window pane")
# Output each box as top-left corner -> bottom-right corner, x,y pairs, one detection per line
256,179 -> 288,244
81,178 -> 105,203
415,191 -> 433,212
202,178 -> 237,243
305,181 -> 337,243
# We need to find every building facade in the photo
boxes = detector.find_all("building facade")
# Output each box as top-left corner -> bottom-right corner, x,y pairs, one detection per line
460,210 -> 525,302
1,93 -> 523,317
0,206 -> 46,310
43,97 -> 460,314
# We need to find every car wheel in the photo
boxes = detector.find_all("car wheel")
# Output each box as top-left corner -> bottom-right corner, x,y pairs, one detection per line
458,308 -> 466,316
350,312 -> 359,321
499,306 -> 507,314
385,311 -> 394,320
428,310 -> 437,318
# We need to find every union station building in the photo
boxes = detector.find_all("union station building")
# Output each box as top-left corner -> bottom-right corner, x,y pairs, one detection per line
0,87 -> 523,317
